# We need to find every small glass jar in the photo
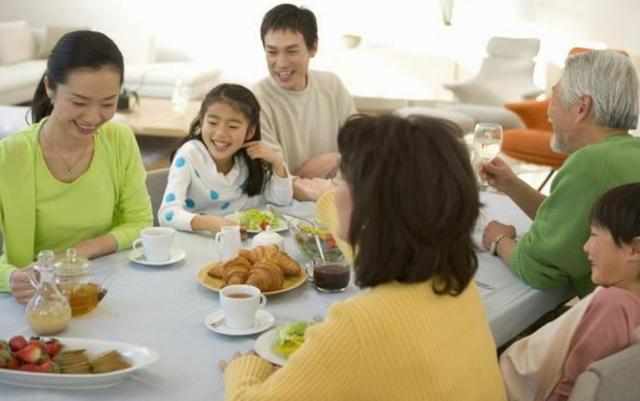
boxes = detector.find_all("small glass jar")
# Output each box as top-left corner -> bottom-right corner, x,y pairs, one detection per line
55,248 -> 101,316
26,250 -> 72,335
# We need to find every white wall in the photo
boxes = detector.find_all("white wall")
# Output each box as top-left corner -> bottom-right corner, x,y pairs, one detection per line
1,0 -> 638,92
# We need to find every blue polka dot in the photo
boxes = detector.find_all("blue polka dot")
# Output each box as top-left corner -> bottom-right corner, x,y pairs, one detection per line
165,193 -> 175,203
185,198 -> 196,208
165,211 -> 174,221
210,190 -> 219,200
175,157 -> 186,168
195,169 -> 200,178
221,201 -> 230,210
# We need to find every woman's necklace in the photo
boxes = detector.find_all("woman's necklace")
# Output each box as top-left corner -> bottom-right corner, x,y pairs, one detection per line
41,128 -> 93,177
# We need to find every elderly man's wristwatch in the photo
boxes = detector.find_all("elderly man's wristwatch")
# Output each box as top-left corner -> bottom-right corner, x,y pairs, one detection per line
490,233 -> 513,256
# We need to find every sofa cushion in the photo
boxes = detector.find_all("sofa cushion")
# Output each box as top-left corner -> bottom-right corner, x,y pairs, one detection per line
0,21 -> 36,65
124,62 -> 221,99
38,25 -> 89,58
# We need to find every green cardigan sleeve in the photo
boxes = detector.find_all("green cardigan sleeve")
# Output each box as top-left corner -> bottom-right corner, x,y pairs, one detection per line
509,147 -> 600,296
105,123 -> 153,250
509,136 -> 640,297
0,124 -> 39,292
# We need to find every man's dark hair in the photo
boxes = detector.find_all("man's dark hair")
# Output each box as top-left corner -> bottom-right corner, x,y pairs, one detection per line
338,115 -> 481,296
260,3 -> 318,50
590,182 -> 640,246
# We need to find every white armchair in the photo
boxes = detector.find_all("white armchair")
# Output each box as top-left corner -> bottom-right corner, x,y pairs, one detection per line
444,37 -> 543,106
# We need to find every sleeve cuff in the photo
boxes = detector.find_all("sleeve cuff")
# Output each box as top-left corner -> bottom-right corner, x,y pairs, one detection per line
0,265 -> 17,293
224,354 -> 276,397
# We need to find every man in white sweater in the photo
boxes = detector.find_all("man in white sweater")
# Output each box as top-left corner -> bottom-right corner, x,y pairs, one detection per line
253,4 -> 357,199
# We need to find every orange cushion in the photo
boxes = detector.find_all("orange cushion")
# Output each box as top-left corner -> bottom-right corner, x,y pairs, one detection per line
504,100 -> 552,131
502,129 -> 568,168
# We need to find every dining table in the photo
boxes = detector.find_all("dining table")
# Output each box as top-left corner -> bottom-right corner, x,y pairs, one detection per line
0,191 -> 574,400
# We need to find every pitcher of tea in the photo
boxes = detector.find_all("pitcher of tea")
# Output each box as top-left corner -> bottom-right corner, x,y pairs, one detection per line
55,248 -> 108,316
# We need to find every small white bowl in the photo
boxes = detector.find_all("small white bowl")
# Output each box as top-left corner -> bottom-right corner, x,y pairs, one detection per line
341,34 -> 362,49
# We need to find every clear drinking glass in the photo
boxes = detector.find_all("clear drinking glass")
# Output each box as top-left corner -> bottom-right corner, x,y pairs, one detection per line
472,123 -> 503,189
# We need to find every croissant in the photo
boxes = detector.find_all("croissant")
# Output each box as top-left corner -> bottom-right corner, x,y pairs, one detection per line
222,258 -> 251,285
207,262 -> 226,279
246,261 -> 284,292
238,249 -> 258,264
263,247 -> 301,276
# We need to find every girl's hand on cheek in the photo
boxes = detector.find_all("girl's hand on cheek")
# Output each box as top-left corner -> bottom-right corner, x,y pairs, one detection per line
242,141 -> 287,177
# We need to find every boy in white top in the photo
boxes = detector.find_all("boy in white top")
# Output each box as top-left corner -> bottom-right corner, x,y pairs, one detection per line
254,4 -> 357,199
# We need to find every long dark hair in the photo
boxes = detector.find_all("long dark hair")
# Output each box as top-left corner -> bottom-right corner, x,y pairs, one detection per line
171,84 -> 270,197
31,30 -> 124,123
590,182 -> 640,246
338,115 -> 480,296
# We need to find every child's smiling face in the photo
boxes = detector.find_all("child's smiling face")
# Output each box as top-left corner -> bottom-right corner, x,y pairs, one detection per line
201,101 -> 255,173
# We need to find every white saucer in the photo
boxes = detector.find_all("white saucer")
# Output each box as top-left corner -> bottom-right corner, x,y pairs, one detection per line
255,328 -> 287,366
205,309 -> 275,336
128,248 -> 186,266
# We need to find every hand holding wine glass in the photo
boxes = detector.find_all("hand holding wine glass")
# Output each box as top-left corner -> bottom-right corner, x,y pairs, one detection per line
472,123 -> 503,189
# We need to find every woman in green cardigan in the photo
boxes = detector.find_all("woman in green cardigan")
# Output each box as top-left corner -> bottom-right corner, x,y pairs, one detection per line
0,30 -> 152,303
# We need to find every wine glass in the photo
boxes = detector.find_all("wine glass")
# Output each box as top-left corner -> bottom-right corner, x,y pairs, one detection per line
472,123 -> 503,189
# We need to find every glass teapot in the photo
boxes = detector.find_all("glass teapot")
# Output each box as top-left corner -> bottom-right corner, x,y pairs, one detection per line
54,248 -> 112,316
26,250 -> 72,335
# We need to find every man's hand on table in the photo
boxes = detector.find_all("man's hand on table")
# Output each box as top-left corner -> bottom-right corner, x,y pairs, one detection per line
482,220 -> 516,252
293,177 -> 335,201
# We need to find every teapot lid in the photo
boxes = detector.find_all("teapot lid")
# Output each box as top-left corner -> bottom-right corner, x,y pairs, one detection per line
55,248 -> 91,277
251,226 -> 284,247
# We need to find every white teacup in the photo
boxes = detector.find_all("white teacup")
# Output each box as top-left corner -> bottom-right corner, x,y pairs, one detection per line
215,225 -> 242,260
132,227 -> 175,262
219,285 -> 267,329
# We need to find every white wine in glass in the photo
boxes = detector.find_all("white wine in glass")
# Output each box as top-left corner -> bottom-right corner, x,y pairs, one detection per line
472,123 -> 503,188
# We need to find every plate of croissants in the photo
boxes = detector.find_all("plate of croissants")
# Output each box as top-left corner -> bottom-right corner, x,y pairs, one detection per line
197,245 -> 307,295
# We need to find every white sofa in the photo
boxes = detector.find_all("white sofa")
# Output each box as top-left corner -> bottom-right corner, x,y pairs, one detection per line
0,21 -> 221,105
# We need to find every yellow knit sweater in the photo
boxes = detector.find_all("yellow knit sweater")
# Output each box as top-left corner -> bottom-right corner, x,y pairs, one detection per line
224,280 -> 506,400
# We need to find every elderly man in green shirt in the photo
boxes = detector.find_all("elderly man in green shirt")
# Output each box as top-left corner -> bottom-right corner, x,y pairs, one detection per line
480,50 -> 640,297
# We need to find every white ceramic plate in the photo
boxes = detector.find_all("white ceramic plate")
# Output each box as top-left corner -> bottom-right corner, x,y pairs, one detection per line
224,210 -> 288,234
0,337 -> 159,389
205,309 -> 275,336
254,328 -> 287,366
128,247 -> 186,266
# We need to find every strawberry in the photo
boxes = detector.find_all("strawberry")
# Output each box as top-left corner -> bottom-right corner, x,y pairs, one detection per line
36,360 -> 60,373
18,363 -> 39,372
259,221 -> 270,231
9,335 -> 28,352
43,339 -> 62,358
14,344 -> 42,364
7,356 -> 19,370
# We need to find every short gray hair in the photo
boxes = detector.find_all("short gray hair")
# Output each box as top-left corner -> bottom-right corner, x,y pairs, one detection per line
559,50 -> 639,130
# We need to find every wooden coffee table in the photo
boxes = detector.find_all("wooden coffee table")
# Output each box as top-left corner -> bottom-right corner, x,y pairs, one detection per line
118,97 -> 200,138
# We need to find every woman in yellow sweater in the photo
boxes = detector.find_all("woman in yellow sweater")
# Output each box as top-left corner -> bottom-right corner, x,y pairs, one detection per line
220,115 -> 506,400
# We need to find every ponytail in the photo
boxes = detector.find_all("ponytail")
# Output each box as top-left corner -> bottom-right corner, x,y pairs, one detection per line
31,74 -> 53,123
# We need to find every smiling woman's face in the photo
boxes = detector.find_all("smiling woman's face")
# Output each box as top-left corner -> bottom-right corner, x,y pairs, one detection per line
45,66 -> 120,140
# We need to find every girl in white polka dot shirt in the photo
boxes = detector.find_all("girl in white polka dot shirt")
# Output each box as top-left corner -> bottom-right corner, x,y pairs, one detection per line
158,84 -> 292,234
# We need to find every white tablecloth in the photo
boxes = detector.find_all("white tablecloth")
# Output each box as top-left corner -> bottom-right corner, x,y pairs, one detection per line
0,193 -> 573,400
